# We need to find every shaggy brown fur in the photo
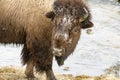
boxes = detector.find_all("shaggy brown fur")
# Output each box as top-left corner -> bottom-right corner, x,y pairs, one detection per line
54,0 -> 93,28
0,0 -> 93,80
0,0 -> 56,79
47,0 -> 93,66
47,0 -> 93,29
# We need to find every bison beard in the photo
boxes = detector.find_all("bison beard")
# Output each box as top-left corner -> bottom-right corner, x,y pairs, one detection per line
55,56 -> 64,66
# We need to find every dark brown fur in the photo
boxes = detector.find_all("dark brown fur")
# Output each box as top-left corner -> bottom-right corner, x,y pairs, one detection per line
0,0 -> 93,80
46,0 -> 93,66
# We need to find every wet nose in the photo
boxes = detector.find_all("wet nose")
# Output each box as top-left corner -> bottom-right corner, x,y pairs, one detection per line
52,48 -> 65,56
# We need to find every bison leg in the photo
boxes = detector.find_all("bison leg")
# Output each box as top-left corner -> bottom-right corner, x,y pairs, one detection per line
25,60 -> 36,79
21,45 -> 37,79
46,69 -> 57,80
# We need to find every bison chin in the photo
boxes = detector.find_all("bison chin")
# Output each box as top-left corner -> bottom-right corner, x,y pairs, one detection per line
55,56 -> 64,66
55,48 -> 75,66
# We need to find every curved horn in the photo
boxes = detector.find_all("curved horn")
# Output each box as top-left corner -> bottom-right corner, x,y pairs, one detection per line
79,8 -> 89,22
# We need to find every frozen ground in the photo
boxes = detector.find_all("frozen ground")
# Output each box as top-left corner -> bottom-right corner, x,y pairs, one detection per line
0,0 -> 120,77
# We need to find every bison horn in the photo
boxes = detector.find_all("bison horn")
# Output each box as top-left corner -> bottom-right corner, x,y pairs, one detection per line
79,8 -> 89,22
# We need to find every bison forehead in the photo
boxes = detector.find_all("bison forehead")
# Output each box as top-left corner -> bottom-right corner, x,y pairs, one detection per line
62,15 -> 73,27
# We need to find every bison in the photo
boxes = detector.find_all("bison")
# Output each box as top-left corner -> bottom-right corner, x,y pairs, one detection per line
0,0 -> 93,80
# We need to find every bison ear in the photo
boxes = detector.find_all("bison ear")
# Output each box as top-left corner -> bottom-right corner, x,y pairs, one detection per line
81,20 -> 94,29
46,11 -> 55,20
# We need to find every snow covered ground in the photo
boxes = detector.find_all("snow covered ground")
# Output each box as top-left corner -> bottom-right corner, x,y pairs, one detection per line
0,0 -> 120,77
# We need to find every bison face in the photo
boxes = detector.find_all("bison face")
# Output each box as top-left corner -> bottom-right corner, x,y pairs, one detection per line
51,15 -> 81,57
46,8 -> 92,58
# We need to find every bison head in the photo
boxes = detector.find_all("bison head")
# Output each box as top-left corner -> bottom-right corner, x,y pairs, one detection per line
46,2 -> 93,65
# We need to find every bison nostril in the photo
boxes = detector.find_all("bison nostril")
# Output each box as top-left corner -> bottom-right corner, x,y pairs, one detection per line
67,38 -> 72,44
53,48 -> 62,52
61,47 -> 65,53
52,48 -> 65,56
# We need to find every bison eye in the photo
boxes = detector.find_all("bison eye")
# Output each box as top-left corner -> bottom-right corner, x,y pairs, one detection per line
72,27 -> 80,33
